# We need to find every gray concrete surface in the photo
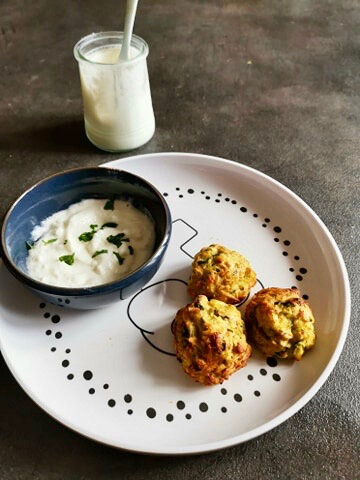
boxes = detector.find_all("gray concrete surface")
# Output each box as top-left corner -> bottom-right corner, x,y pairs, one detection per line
0,0 -> 359,478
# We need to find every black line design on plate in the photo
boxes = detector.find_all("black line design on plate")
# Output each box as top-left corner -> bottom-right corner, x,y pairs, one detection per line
127,278 -> 187,357
172,218 -> 198,259
123,218 -> 198,357
236,291 -> 250,307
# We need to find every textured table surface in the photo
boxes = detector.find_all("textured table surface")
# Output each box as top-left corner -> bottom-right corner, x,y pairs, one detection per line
0,1 -> 359,478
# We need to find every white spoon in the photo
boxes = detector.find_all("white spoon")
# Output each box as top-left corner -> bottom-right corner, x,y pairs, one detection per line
119,0 -> 139,61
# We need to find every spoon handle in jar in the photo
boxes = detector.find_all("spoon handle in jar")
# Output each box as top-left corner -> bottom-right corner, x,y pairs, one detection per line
119,0 -> 139,61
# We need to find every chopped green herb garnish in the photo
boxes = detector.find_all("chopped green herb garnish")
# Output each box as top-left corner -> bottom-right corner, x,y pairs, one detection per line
42,238 -> 57,245
128,245 -> 134,255
113,252 -> 125,265
92,249 -> 108,258
101,222 -> 118,229
25,241 -> 34,251
104,198 -> 115,210
64,240 -> 68,245
79,232 -> 95,242
59,253 -> 75,265
107,233 -> 129,248
78,224 -> 98,242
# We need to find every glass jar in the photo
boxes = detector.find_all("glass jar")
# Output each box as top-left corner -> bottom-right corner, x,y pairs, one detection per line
74,31 -> 155,152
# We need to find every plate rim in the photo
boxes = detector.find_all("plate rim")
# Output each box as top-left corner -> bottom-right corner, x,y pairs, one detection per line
0,152 -> 351,455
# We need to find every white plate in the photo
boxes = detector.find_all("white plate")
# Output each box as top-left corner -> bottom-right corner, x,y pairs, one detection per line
0,153 -> 350,454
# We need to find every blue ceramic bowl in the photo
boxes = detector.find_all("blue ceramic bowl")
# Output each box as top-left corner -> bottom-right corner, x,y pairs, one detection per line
0,167 -> 172,309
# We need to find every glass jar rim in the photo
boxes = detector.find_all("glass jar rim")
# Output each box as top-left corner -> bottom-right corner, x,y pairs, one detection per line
73,31 -> 149,66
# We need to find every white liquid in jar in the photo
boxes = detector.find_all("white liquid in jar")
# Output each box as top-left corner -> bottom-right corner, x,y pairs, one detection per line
79,45 -> 155,152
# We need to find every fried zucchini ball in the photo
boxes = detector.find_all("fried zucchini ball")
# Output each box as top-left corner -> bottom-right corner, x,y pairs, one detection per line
173,295 -> 252,385
188,244 -> 256,304
245,287 -> 316,360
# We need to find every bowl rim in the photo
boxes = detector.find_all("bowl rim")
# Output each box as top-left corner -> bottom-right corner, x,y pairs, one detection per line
0,166 -> 172,296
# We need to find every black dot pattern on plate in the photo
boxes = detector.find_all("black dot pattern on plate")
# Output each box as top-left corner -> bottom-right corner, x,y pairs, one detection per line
267,357 -> 278,367
303,294 -> 309,300
83,370 -> 93,380
171,190 -> 305,289
199,402 -> 208,412
146,408 -> 156,418
44,190 -> 303,423
291,285 -> 297,290
177,400 -> 185,410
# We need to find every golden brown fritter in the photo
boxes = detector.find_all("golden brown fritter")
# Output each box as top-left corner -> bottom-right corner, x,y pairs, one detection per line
173,295 -> 252,385
188,244 -> 256,304
245,287 -> 316,360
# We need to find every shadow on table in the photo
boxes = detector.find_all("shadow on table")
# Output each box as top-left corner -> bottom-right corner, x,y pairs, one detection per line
1,118 -> 97,155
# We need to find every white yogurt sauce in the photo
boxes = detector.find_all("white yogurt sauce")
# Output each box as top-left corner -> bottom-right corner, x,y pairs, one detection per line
27,199 -> 155,288
79,45 -> 155,151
